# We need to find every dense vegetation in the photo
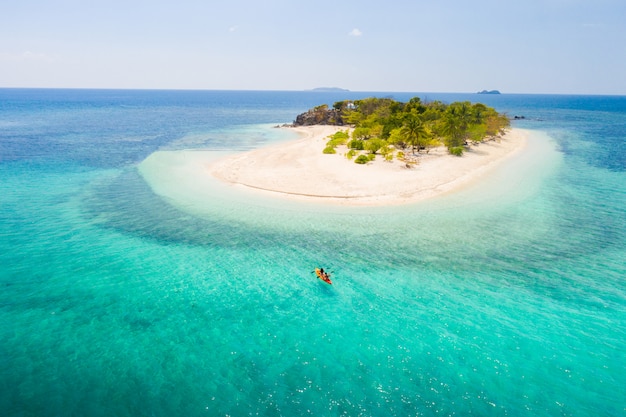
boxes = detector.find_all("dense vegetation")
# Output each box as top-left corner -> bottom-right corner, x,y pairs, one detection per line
318,97 -> 510,161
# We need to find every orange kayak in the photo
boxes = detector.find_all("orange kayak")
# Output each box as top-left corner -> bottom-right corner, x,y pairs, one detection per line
315,268 -> 332,285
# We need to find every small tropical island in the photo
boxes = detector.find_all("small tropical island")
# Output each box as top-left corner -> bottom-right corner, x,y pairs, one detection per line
292,97 -> 510,159
208,97 -> 525,206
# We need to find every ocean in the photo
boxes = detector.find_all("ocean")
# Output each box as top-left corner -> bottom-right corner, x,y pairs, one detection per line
1,89 -> 624,416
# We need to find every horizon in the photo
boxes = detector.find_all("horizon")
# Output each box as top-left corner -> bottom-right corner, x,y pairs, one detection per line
2,86 -> 625,97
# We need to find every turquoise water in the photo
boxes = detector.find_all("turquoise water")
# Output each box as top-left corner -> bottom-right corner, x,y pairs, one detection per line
1,90 -> 625,416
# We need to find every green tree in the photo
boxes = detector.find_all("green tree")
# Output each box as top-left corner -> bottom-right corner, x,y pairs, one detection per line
441,101 -> 474,152
401,111 -> 429,154
312,104 -> 329,124
302,96 -> 508,157
484,111 -> 510,137
471,103 -> 488,125
352,127 -> 372,140
388,127 -> 407,149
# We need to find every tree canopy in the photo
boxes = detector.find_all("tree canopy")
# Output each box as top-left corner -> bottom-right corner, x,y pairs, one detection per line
327,97 -> 510,156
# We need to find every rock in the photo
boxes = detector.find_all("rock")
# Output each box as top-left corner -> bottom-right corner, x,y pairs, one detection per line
293,105 -> 346,126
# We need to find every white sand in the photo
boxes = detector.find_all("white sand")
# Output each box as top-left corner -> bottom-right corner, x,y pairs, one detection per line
208,126 -> 528,206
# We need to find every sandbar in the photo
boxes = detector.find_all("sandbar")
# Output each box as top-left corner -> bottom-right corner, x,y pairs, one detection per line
208,126 -> 528,206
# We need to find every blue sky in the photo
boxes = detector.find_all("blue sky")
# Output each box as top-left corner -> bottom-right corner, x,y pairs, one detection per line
1,0 -> 625,94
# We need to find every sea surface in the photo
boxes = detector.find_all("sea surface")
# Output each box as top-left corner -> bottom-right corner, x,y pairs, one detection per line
1,89 -> 624,416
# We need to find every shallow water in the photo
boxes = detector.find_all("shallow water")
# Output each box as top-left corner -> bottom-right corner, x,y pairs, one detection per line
1,89 -> 624,416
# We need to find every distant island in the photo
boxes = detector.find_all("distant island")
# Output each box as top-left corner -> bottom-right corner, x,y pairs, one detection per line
310,87 -> 350,92
477,90 -> 501,95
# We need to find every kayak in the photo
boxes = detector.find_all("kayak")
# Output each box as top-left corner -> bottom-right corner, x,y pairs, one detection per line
315,268 -> 332,285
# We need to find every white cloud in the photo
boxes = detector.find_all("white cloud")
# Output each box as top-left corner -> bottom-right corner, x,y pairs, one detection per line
348,28 -> 362,37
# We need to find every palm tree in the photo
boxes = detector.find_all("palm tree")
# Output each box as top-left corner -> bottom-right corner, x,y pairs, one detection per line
401,111 -> 428,154
441,102 -> 473,150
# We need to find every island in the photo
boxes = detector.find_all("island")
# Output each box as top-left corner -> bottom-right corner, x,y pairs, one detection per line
309,87 -> 350,92
289,97 -> 510,156
208,97 -> 525,206
477,90 -> 501,94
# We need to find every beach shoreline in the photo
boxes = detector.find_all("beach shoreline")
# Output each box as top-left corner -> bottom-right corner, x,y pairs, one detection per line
208,125 -> 528,206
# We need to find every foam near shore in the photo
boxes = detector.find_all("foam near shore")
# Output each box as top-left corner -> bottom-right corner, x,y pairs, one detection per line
207,126 -> 528,206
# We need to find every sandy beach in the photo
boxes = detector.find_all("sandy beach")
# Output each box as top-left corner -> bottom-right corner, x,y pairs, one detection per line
208,126 -> 528,206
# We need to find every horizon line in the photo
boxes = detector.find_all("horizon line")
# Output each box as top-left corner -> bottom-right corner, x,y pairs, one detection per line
1,86 -> 625,97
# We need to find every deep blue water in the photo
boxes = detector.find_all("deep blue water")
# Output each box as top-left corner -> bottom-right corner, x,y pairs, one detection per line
1,89 -> 625,416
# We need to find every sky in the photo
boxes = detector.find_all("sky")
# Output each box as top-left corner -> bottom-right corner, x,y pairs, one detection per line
1,0 -> 625,94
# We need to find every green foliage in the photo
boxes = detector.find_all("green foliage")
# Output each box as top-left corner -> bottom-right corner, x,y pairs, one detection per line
449,146 -> 464,156
346,149 -> 357,160
484,112 -> 510,137
401,110 -> 430,154
364,138 -> 386,154
354,154 -> 370,164
379,144 -> 394,160
326,136 -> 347,148
323,130 -> 350,154
423,137 -> 440,153
441,102 -> 473,147
352,127 -> 372,140
312,104 -> 329,124
468,123 -> 487,144
388,128 -> 407,149
352,97 -> 395,117
332,130 -> 350,141
436,101 -> 510,151
333,101 -> 348,110
309,95 -> 509,159
348,139 -> 364,150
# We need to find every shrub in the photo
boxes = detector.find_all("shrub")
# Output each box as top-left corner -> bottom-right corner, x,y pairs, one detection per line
352,127 -> 371,140
354,154 -> 369,164
323,146 -> 337,154
449,146 -> 464,156
326,139 -> 340,148
327,130 -> 349,147
332,130 -> 350,141
364,138 -> 385,154
346,149 -> 357,160
379,144 -> 393,159
348,139 -> 364,150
